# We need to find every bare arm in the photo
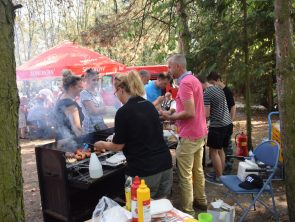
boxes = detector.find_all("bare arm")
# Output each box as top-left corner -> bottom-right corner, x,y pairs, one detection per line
94,141 -> 124,152
230,105 -> 236,121
64,106 -> 83,137
160,98 -> 195,120
153,95 -> 164,107
82,100 -> 106,115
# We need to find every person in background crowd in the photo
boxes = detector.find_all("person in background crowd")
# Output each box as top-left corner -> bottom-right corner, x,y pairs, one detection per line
145,73 -> 170,107
161,91 -> 176,113
199,77 -> 233,185
139,69 -> 151,100
94,71 -> 173,199
38,88 -> 54,109
80,68 -> 107,133
27,96 -> 49,138
160,54 -> 208,216
139,69 -> 151,85
54,71 -> 84,140
19,96 -> 28,139
206,71 -> 236,173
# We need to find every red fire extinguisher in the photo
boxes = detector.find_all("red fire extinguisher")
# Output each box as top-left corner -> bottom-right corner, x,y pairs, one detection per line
235,132 -> 248,157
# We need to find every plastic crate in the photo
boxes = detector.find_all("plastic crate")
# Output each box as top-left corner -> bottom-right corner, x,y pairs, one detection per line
268,112 -> 284,180
271,122 -> 283,163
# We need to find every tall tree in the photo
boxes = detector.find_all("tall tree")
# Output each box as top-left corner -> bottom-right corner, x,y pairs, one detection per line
0,0 -> 25,221
274,0 -> 295,220
176,0 -> 191,54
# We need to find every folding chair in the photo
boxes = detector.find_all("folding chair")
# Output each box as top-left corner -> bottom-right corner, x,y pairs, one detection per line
220,140 -> 280,222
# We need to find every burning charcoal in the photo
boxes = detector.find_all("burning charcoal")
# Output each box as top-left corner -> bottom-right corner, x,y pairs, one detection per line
66,158 -> 77,164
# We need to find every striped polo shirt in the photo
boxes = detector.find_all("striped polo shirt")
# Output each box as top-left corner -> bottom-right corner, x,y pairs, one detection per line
204,86 -> 232,128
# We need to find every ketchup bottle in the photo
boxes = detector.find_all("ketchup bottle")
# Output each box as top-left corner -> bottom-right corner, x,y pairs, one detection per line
131,176 -> 140,222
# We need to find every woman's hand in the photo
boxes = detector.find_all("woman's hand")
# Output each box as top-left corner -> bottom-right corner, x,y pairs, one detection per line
94,141 -> 107,153
94,140 -> 124,152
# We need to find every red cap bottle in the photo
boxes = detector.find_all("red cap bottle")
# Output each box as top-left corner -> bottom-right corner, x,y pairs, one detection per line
131,176 -> 140,222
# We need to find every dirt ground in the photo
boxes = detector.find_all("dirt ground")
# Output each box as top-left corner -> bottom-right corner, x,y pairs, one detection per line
20,109 -> 289,222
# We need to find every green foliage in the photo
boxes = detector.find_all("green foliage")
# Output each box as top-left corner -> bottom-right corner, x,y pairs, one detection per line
14,0 -> 295,108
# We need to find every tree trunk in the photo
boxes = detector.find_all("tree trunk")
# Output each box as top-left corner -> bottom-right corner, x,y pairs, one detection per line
242,0 -> 253,150
274,0 -> 295,220
176,0 -> 191,55
0,1 -> 25,221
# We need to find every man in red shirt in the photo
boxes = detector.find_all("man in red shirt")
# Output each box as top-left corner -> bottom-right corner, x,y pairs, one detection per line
160,54 -> 208,216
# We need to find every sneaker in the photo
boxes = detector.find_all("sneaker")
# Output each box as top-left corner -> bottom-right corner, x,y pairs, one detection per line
205,177 -> 223,186
206,172 -> 216,178
182,210 -> 197,218
193,201 -> 208,211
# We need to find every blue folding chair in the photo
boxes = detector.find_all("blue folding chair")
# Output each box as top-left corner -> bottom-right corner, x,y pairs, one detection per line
220,140 -> 280,222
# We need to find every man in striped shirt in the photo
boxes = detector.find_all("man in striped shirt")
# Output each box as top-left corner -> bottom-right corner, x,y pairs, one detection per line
200,77 -> 233,185
207,71 -> 236,173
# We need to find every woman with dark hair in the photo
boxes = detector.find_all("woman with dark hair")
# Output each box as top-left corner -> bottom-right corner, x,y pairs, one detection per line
80,68 -> 107,133
54,70 -> 84,140
94,71 -> 173,199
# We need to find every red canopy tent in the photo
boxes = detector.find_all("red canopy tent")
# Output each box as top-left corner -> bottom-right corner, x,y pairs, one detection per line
125,65 -> 168,76
16,41 -> 126,80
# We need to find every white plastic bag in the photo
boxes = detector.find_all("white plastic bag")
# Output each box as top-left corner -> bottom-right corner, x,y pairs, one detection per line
92,196 -> 131,222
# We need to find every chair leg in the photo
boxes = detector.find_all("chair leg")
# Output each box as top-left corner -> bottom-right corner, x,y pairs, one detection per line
270,191 -> 279,222
251,194 -> 256,211
222,192 -> 245,212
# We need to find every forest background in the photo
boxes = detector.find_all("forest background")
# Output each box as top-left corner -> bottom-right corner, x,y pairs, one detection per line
14,0 -> 294,111
1,0 -> 294,221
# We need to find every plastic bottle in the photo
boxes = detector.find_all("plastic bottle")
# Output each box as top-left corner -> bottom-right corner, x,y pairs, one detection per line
137,179 -> 151,222
88,145 -> 103,179
131,176 -> 141,222
125,176 -> 132,211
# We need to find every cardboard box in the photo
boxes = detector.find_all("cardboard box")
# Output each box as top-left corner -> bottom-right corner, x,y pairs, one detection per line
207,200 -> 235,222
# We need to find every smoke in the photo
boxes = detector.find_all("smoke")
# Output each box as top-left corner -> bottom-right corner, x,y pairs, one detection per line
56,130 -> 78,153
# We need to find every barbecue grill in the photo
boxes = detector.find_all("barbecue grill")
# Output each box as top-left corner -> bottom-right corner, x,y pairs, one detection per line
35,128 -> 126,222
35,128 -> 178,222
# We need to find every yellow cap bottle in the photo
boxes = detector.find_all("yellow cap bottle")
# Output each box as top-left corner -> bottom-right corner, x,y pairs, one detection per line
125,176 -> 132,211
137,180 -> 151,222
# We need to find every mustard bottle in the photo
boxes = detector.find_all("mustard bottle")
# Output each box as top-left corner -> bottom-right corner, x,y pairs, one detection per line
125,176 -> 132,211
137,180 -> 151,222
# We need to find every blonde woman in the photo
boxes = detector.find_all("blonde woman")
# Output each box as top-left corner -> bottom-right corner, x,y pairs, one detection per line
94,71 -> 173,199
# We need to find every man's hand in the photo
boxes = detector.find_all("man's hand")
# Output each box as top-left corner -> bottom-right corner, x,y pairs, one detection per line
159,110 -> 172,120
153,95 -> 165,107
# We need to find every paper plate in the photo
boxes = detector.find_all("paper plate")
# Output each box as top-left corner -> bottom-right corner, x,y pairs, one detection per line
151,199 -> 173,215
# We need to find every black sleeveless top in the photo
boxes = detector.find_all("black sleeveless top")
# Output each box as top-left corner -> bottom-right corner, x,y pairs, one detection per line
54,98 -> 84,140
